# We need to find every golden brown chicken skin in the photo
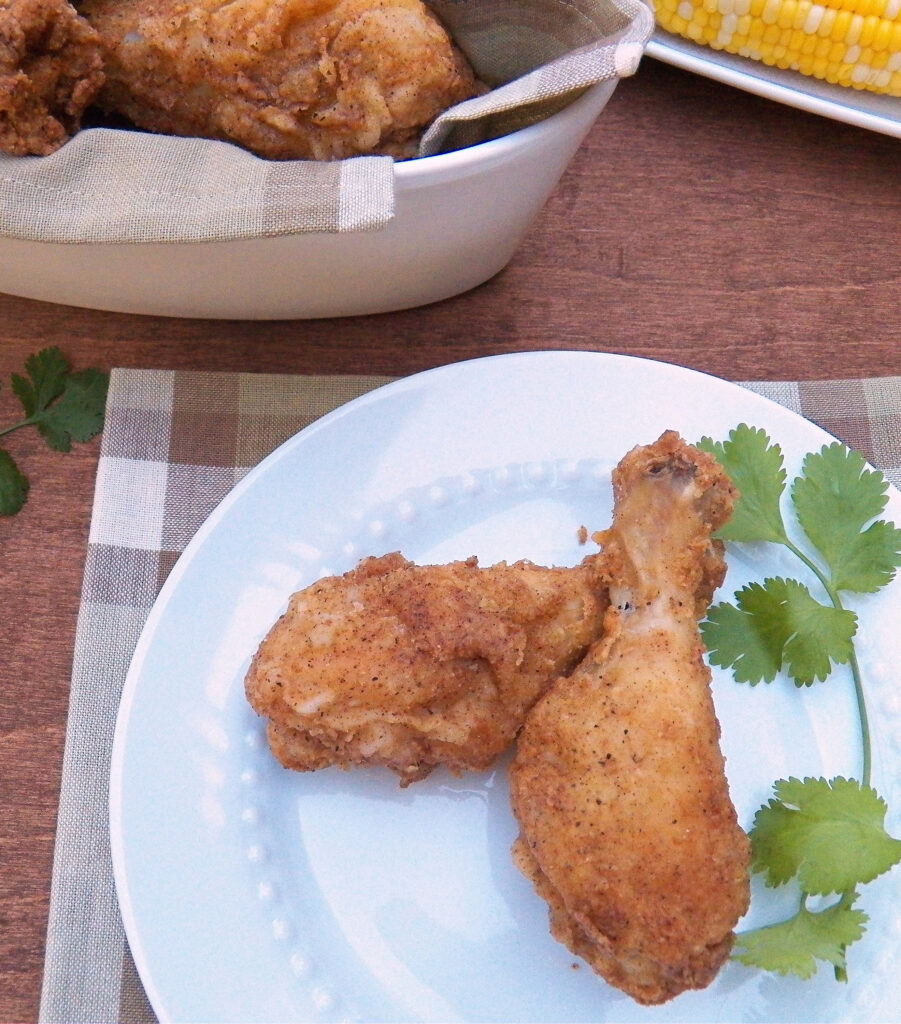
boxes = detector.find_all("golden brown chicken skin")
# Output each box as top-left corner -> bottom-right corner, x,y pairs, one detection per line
0,0 -> 103,155
81,0 -> 480,160
509,432 -> 750,1005
245,551 -> 607,785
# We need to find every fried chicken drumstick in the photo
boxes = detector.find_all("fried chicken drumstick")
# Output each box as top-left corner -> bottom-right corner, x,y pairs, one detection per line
509,432 -> 750,1005
245,551 -> 607,786
81,0 -> 481,160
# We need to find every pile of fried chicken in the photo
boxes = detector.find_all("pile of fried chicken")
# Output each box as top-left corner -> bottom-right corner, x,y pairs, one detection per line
0,0 -> 480,157
244,431 -> 752,1006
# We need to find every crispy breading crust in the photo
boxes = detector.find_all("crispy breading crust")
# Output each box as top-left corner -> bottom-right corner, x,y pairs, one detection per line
81,0 -> 481,160
0,0 -> 103,155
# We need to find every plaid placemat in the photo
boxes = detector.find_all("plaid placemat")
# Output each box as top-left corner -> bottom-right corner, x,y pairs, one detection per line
38,367 -> 901,1023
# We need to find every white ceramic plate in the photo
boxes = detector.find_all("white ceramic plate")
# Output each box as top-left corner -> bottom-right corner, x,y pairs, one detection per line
110,351 -> 901,1023
648,31 -> 901,139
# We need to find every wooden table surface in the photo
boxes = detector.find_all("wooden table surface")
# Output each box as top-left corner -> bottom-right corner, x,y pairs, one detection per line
1,56 -> 899,1022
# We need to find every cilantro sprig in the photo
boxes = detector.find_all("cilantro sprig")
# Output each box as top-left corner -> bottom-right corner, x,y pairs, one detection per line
697,424 -> 901,983
0,348 -> 108,516
732,890 -> 867,981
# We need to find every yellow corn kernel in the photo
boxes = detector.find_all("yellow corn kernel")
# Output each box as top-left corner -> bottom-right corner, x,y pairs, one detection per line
846,12 -> 865,41
860,13 -> 880,41
777,0 -> 797,26
763,20 -> 784,39
831,10 -> 853,40
872,16 -> 893,44
816,9 -> 838,37
789,26 -> 810,48
654,0 -> 901,94
761,0 -> 782,21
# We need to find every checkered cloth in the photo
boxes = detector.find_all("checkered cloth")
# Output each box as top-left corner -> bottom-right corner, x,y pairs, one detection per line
39,367 -> 901,1022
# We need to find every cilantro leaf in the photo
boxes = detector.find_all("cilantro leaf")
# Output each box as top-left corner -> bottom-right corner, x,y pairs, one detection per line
698,424 -> 788,544
0,349 -> 108,515
10,347 -> 69,418
0,448 -> 30,516
732,893 -> 867,980
751,777 -> 901,894
792,443 -> 901,594
34,368 -> 109,452
702,592 -> 785,684
702,578 -> 857,686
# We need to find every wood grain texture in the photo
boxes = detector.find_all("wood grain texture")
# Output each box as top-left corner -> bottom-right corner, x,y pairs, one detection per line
1,57 -> 899,1022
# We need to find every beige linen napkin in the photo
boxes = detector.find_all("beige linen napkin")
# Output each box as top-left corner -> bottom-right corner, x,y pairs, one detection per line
0,0 -> 652,244
38,366 -> 901,1023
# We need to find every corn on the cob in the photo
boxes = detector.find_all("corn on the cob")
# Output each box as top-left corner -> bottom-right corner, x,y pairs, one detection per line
654,0 -> 901,96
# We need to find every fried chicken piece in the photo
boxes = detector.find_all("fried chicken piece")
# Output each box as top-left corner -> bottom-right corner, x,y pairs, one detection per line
509,432 -> 750,1005
245,551 -> 607,785
0,0 -> 103,155
80,0 -> 481,160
